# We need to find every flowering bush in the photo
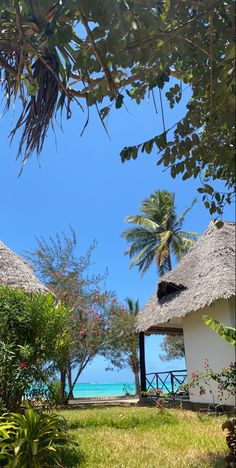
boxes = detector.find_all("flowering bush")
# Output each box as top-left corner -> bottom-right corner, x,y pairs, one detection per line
0,287 -> 68,411
141,388 -> 167,409
188,360 -> 236,403
27,231 -> 124,402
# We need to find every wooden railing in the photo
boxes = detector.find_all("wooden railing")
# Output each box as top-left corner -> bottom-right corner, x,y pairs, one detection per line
145,369 -> 189,399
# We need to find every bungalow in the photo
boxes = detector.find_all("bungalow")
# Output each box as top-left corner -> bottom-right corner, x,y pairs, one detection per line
138,221 -> 235,406
0,241 -> 47,292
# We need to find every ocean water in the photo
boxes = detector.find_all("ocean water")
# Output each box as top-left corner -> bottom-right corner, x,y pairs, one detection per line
66,383 -> 136,398
65,381 -> 178,398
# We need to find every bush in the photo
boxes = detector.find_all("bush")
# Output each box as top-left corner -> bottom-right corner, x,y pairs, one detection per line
0,286 -> 68,411
0,404 -> 77,467
48,380 -> 69,408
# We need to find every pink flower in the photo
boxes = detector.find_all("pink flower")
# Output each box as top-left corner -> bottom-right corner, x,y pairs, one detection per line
19,362 -> 27,369
80,330 -> 85,336
191,371 -> 198,378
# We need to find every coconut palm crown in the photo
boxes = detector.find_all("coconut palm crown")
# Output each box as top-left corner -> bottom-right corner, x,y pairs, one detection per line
122,190 -> 199,276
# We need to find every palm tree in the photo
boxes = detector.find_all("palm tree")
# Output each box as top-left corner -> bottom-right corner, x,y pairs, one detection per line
122,190 -> 199,276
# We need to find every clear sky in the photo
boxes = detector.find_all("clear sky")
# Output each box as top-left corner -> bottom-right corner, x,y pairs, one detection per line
1,81 -> 234,383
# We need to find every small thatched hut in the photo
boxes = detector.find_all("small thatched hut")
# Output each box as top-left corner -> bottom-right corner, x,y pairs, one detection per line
0,241 -> 47,293
138,221 -> 235,405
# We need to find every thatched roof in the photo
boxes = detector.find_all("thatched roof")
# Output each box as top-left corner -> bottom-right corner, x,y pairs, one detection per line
138,221 -> 236,333
0,241 -> 48,293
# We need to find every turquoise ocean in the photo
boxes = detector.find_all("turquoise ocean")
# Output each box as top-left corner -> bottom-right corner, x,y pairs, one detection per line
65,381 -> 176,398
66,383 -> 136,398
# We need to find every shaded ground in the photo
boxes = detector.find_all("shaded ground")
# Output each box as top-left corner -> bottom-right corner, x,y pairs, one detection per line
58,406 -> 228,467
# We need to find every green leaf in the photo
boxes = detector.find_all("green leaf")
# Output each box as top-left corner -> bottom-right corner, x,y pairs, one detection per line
203,315 -> 236,346
115,94 -> 124,109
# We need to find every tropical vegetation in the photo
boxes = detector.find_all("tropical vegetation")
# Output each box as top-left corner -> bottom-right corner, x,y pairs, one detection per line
27,231 -> 122,402
103,298 -> 141,396
0,286 -> 68,411
203,315 -> 236,346
0,1 -> 234,213
0,403 -> 76,467
123,190 -> 198,275
123,189 -> 199,361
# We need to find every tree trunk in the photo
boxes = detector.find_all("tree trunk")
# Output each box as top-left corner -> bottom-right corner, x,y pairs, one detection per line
130,348 -> 141,397
60,369 -> 66,403
65,356 -> 91,403
67,364 -> 74,399
134,367 -> 141,397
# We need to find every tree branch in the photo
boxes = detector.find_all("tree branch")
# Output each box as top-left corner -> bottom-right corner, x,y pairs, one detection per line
126,7 -> 214,51
78,10 -> 117,95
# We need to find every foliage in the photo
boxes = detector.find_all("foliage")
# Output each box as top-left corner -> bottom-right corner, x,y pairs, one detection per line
103,298 -> 140,395
0,400 -> 7,417
222,419 -> 236,466
0,286 -> 68,411
123,189 -> 196,363
203,315 -> 236,346
160,334 -> 185,361
189,360 -> 236,403
0,1 -> 234,211
0,403 -> 76,467
122,190 -> 199,275
48,380 -> 69,408
141,388 -> 168,409
27,229 -> 122,402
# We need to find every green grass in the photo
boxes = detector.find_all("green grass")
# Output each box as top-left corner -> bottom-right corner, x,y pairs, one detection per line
58,406 -> 228,467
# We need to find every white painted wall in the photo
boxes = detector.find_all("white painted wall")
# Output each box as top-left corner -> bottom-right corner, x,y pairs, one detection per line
183,298 -> 235,406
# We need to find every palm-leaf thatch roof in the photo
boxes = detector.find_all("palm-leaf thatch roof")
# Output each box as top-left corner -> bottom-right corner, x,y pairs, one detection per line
138,221 -> 236,334
0,241 -> 47,293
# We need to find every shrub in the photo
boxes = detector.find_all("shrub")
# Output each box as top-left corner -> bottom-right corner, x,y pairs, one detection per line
189,360 -> 236,403
0,286 -> 68,411
0,404 -> 77,467
48,380 -> 69,408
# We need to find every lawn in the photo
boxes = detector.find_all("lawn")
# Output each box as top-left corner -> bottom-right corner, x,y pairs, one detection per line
58,406 -> 228,467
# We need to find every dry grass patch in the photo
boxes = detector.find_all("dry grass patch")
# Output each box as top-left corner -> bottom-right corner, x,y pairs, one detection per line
58,407 -> 228,467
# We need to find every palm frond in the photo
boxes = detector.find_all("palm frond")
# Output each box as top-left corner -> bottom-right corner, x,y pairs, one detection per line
179,231 -> 200,241
172,235 -> 195,260
125,297 -> 139,315
124,215 -> 160,231
10,54 -> 59,163
174,198 -> 197,230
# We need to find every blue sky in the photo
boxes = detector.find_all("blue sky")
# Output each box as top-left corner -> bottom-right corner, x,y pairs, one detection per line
1,82 -> 234,383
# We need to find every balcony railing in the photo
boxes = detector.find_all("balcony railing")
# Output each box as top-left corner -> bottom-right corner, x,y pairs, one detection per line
145,369 -> 189,399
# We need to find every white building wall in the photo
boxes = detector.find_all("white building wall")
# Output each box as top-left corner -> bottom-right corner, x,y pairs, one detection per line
183,298 -> 235,406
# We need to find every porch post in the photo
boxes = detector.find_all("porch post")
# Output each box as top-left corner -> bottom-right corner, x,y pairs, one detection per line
139,332 -> 147,394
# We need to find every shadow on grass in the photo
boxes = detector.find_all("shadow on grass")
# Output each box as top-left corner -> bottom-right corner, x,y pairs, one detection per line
195,451 -> 227,468
57,444 -> 85,467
